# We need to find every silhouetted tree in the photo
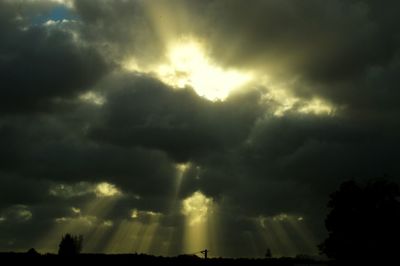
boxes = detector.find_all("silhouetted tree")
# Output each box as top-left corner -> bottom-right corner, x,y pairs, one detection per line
58,233 -> 83,256
265,248 -> 272,258
319,179 -> 400,262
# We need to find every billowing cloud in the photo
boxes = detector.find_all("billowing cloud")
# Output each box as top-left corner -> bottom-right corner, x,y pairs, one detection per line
0,0 -> 109,113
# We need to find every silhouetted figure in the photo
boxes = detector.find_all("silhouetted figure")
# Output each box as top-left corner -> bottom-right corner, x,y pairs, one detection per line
58,233 -> 83,256
319,179 -> 400,262
265,248 -> 272,258
200,249 -> 209,259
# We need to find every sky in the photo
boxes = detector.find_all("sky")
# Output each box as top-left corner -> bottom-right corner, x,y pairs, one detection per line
0,0 -> 399,258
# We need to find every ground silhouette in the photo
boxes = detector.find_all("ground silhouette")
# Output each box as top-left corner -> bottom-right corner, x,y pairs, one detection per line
0,252 -> 327,265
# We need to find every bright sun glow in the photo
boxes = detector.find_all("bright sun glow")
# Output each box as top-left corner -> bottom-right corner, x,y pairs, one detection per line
157,39 -> 252,101
95,182 -> 122,198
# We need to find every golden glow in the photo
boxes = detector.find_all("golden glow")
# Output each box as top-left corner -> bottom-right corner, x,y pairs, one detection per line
176,162 -> 190,174
157,39 -> 252,101
181,191 -> 215,254
95,182 -> 122,197
131,209 -> 139,219
263,87 -> 334,116
182,191 -> 213,225
299,98 -> 334,115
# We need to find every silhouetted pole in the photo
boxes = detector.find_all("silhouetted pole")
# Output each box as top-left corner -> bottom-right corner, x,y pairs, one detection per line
201,249 -> 208,259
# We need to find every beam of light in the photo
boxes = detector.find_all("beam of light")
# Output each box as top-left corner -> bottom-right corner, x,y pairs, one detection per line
83,220 -> 114,252
285,216 -> 319,255
169,162 -> 193,212
181,191 -> 215,254
142,0 -> 184,49
156,38 -> 252,101
256,213 -> 319,257
174,163 -> 190,198
36,182 -> 122,253
256,214 -> 301,257
36,214 -> 97,254
124,1 -> 336,114
136,212 -> 162,254
157,226 -> 175,256
78,196 -> 121,253
105,219 -> 143,253
242,230 -> 262,258
267,219 -> 297,256
256,217 -> 284,258
138,0 -> 253,101
104,210 -> 162,254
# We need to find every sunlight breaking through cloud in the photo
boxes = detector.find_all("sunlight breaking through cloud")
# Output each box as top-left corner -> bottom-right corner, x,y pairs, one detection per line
95,182 -> 122,198
157,39 -> 252,101
181,191 -> 217,254
182,191 -> 213,225
49,182 -> 122,198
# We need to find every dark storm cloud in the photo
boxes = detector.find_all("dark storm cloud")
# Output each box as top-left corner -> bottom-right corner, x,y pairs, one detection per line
0,173 -> 50,210
90,72 -> 264,162
0,0 -> 109,113
0,110 -> 177,201
72,0 -> 164,66
201,0 -> 399,77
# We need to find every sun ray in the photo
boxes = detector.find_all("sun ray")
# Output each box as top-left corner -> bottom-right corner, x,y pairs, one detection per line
36,183 -> 122,253
181,191 -> 216,254
105,219 -> 143,253
285,216 -> 318,254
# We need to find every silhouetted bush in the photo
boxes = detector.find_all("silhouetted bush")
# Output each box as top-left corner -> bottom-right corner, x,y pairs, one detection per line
26,248 -> 40,256
58,233 -> 83,256
319,179 -> 400,262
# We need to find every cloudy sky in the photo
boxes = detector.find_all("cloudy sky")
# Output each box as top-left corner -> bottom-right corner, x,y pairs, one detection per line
1,0 -> 399,258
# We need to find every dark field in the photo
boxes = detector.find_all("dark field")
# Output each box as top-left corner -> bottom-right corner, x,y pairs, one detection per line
0,253 -> 330,266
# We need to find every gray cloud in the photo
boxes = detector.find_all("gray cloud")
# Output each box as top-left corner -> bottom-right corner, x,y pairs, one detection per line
0,0 -> 109,113
90,72 -> 264,162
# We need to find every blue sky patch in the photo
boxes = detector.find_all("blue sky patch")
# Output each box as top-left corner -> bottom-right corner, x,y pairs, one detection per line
32,5 -> 78,25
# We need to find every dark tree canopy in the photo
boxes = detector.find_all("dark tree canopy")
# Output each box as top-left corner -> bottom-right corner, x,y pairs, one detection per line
319,179 -> 400,261
58,234 -> 83,256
